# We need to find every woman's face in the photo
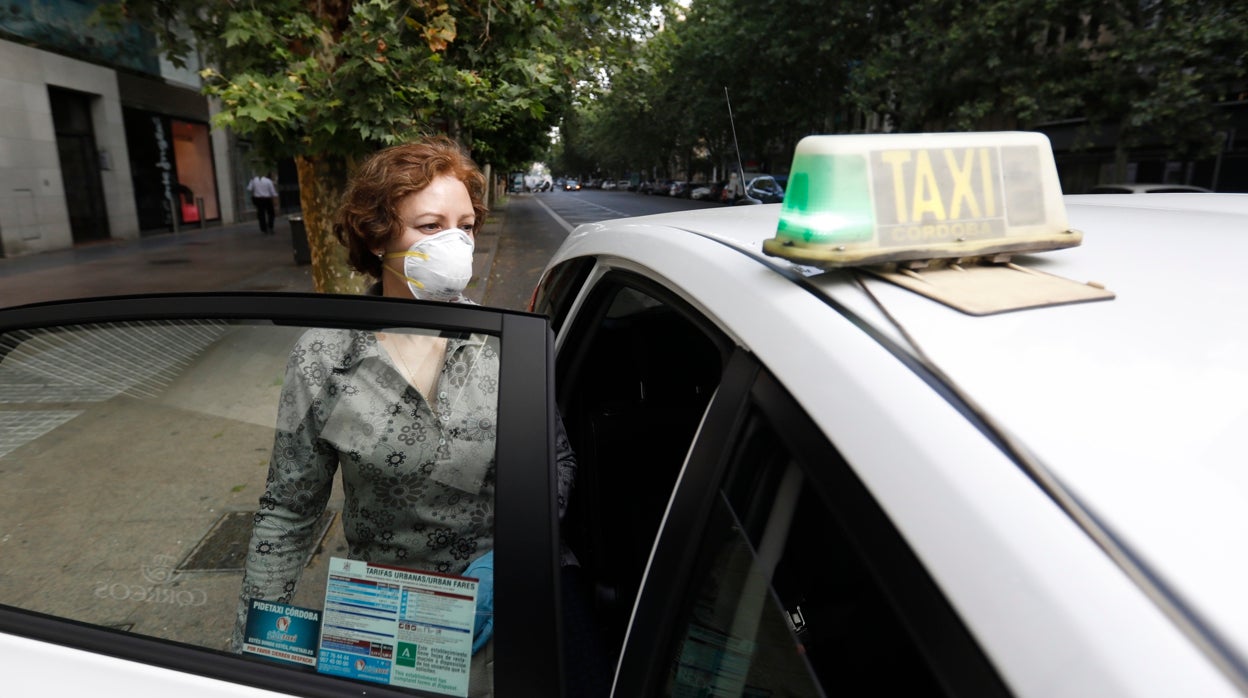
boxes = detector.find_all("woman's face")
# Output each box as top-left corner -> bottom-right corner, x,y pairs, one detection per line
379,174 -> 476,299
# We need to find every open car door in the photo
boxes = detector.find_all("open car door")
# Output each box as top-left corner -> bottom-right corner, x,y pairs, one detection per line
0,293 -> 560,698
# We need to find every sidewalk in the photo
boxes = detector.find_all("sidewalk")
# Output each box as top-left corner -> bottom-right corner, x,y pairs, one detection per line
0,196 -> 554,655
0,202 -> 508,308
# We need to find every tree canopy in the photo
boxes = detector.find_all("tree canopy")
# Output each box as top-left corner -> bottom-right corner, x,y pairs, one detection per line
102,0 -> 1248,284
107,0 -> 650,168
556,0 -> 1248,183
102,0 -> 654,291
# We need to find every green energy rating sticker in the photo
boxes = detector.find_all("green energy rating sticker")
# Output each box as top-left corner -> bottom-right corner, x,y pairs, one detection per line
397,642 -> 419,667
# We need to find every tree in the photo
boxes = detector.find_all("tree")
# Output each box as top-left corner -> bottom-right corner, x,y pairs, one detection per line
847,0 -> 1247,176
552,1 -> 1248,190
558,0 -> 875,179
675,0 -> 869,162
103,0 -> 648,292
845,0 -> 1075,133
1047,0 -> 1248,178
576,31 -> 678,179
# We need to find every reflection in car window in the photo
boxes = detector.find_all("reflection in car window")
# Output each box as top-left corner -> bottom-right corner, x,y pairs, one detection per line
531,257 -> 595,333
0,320 -> 498,696
665,408 -> 948,696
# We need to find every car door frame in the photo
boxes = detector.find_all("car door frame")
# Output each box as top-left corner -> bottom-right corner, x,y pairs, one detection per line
0,292 -> 562,697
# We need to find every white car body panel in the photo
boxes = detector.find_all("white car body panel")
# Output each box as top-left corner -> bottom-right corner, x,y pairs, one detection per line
5,633 -> 290,696
544,198 -> 1248,696
852,196 -> 1248,667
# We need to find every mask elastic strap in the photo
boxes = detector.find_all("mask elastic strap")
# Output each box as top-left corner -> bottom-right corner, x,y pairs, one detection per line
383,250 -> 430,261
380,256 -> 426,289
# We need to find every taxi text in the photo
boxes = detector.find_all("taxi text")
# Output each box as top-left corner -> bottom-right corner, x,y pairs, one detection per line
876,148 -> 1000,225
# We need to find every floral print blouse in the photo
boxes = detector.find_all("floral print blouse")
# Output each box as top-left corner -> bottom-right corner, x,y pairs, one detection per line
232,327 -> 576,648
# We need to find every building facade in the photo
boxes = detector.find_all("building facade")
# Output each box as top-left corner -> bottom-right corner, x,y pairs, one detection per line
1038,102 -> 1248,195
0,0 -> 245,258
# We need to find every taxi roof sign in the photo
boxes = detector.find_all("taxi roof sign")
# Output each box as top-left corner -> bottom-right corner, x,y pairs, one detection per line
763,132 -> 1081,267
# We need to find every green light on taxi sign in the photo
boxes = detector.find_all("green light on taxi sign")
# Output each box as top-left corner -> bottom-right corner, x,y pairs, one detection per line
764,132 -> 1081,267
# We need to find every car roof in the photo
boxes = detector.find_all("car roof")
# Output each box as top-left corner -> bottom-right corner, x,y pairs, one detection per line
555,194 -> 1248,671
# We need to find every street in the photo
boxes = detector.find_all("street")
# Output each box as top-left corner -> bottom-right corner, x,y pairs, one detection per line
528,187 -> 722,231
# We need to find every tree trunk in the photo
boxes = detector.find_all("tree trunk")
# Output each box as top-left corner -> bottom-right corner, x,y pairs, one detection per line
482,163 -> 494,210
295,154 -> 368,295
1112,141 -> 1129,183
1111,121 -> 1132,183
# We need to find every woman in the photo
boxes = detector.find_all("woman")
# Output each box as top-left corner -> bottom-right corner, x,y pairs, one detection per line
232,137 -> 577,667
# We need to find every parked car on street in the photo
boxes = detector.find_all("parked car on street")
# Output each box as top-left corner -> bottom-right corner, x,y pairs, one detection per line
1086,183 -> 1212,194
744,174 -> 785,203
5,131 -> 1248,698
720,172 -> 782,204
691,181 -> 725,201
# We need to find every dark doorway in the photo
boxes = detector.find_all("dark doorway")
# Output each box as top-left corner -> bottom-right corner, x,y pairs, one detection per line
49,87 -> 111,244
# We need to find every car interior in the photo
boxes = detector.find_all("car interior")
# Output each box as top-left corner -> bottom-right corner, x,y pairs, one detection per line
555,277 -> 731,665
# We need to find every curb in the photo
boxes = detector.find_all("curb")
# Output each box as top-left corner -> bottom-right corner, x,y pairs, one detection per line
468,199 -> 505,305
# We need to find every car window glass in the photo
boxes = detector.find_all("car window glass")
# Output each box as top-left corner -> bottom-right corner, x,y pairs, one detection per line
0,319 -> 499,696
557,280 -> 727,667
531,257 -> 594,333
664,408 -> 949,696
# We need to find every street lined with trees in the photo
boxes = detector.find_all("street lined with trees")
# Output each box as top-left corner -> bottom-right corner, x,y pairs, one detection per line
553,0 -> 1247,193
103,0 -> 1247,287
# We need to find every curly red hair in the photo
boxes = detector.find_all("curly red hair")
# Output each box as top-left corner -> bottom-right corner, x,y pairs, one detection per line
334,136 -> 487,278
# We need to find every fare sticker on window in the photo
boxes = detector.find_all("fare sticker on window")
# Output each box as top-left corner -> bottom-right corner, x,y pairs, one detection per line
242,599 -> 322,667
317,557 -> 479,697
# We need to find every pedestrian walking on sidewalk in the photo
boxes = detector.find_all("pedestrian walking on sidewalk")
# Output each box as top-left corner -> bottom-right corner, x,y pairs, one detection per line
246,173 -> 279,234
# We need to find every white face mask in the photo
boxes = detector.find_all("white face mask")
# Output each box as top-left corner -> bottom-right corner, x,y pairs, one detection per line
382,228 -> 475,301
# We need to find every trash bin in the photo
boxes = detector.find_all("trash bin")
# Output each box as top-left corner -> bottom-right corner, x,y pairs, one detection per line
289,215 -> 311,265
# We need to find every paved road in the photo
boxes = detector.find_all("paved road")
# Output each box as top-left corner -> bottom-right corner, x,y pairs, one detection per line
529,188 -> 721,231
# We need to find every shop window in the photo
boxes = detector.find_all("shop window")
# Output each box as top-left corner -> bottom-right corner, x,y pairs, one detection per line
171,120 -> 219,224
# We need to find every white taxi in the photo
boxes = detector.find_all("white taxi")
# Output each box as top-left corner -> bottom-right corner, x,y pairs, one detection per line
532,132 -> 1248,696
1,132 -> 1245,698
